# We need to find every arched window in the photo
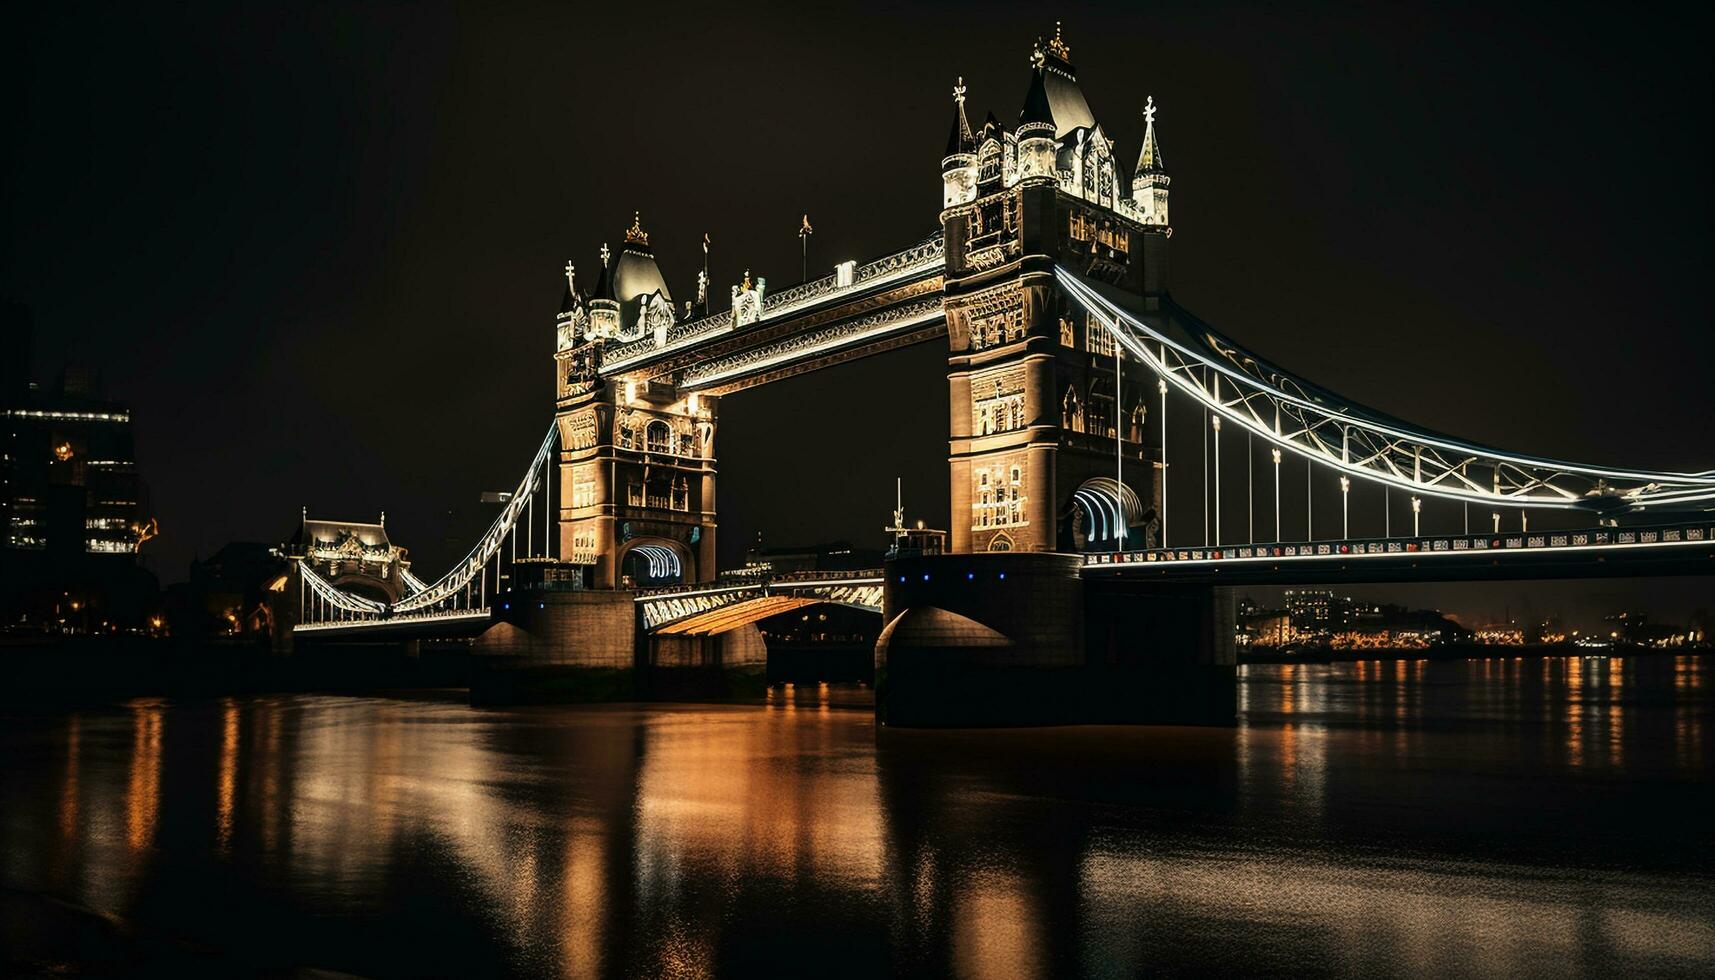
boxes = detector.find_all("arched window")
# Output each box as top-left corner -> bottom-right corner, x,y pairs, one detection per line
989,533 -> 1013,552
645,420 -> 672,454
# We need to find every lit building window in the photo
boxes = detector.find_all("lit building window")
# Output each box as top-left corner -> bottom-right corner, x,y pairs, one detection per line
645,420 -> 672,455
572,472 -> 597,509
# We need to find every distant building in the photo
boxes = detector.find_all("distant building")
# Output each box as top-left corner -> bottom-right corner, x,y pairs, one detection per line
723,539 -> 884,581
163,542 -> 286,642
2,307 -> 158,632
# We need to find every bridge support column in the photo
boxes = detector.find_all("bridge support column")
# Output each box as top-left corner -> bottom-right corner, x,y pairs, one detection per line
470,590 -> 639,704
644,625 -> 767,701
875,553 -> 1235,727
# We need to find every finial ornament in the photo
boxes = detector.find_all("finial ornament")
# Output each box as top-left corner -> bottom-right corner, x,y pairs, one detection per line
1144,95 -> 1157,126
953,76 -> 966,105
799,214 -> 813,238
625,211 -> 649,245
564,261 -> 576,292
599,242 -> 611,266
741,268 -> 752,291
1029,41 -> 1045,70
1046,20 -> 1070,60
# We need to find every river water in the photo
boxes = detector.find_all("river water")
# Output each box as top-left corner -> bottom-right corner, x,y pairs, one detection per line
2,656 -> 1712,977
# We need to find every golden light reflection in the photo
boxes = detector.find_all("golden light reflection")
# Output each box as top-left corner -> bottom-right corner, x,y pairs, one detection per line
559,817 -> 606,980
218,699 -> 239,854
953,870 -> 1044,980
1565,658 -> 1584,770
1607,659 -> 1625,769
59,714 -> 80,842
125,699 -> 164,853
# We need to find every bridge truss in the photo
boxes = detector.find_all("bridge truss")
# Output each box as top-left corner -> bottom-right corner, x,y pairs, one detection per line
1056,267 -> 1715,541
295,425 -> 560,634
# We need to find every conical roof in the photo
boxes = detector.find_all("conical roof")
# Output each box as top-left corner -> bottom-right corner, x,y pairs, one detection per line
945,80 -> 975,157
1018,67 -> 1055,132
1136,97 -> 1166,174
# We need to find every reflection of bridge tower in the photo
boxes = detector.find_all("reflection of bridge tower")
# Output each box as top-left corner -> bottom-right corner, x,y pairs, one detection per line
555,215 -> 718,589
941,28 -> 1168,554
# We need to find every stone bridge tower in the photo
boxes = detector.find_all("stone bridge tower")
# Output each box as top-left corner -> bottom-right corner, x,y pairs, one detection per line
940,26 -> 1169,555
554,215 -> 718,590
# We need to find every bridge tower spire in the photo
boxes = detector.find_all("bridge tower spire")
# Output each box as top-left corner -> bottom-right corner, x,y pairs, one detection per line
1132,96 -> 1171,230
942,78 -> 978,208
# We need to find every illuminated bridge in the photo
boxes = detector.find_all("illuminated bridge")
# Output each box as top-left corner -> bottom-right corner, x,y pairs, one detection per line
278,26 -> 1713,723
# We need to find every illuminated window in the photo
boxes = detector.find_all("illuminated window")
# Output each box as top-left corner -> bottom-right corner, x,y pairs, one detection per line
572,472 -> 597,509
645,420 -> 672,454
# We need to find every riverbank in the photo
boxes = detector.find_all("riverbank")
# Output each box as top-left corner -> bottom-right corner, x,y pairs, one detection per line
1239,641 -> 1710,664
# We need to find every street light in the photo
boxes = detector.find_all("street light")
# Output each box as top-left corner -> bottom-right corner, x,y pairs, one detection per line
1411,496 -> 1421,537
1271,448 -> 1282,543
1211,416 -> 1222,545
1339,476 -> 1350,539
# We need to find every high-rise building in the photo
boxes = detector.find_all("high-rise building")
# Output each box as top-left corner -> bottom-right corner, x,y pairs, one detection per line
2,308 -> 155,630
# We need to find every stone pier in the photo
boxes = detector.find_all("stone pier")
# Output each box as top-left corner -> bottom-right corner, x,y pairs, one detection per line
875,553 -> 1236,727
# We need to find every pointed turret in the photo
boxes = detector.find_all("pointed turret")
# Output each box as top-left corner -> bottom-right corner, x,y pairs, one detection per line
1131,96 -> 1171,227
558,261 -> 580,315
1017,64 -> 1055,136
1016,43 -> 1058,181
1134,95 -> 1166,175
586,242 -> 620,342
944,77 -> 974,158
555,260 -> 587,352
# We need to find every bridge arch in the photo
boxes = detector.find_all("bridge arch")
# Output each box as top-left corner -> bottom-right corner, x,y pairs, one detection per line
1064,477 -> 1154,552
617,536 -> 695,588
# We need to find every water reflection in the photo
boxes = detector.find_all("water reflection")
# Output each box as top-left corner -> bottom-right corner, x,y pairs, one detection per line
0,656 -> 1711,977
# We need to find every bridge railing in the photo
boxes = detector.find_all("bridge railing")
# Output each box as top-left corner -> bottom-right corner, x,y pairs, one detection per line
1085,521 -> 1714,570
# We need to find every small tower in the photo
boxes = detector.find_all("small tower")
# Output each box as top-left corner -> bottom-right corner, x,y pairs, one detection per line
1132,96 -> 1170,228
1016,49 -> 1057,182
585,242 -> 620,342
941,77 -> 977,208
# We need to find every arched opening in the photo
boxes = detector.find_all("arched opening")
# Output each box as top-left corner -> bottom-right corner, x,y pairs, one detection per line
1063,477 -> 1151,552
619,539 -> 690,588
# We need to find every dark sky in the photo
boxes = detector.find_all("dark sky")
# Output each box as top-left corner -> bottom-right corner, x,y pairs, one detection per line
6,2 -> 1711,628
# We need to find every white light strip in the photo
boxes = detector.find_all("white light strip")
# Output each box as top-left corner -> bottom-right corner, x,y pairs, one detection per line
1057,268 -> 1715,492
1085,536 -> 1715,571
635,584 -> 756,603
682,306 -> 943,391
294,610 -> 491,633
766,577 -> 886,590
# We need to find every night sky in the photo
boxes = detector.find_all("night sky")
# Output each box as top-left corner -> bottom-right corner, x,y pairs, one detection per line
6,2 -> 1711,628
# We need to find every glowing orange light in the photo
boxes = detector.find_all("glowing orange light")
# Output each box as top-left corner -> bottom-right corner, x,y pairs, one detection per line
53,442 -> 73,462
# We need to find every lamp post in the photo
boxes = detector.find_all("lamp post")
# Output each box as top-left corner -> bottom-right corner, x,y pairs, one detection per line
1271,448 -> 1282,542
1158,378 -> 1168,548
1211,415 -> 1222,546
1340,476 -> 1350,539
1411,496 -> 1421,536
1492,511 -> 1501,534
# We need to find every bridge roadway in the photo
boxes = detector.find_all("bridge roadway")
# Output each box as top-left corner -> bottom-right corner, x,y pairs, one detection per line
1083,520 -> 1715,585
